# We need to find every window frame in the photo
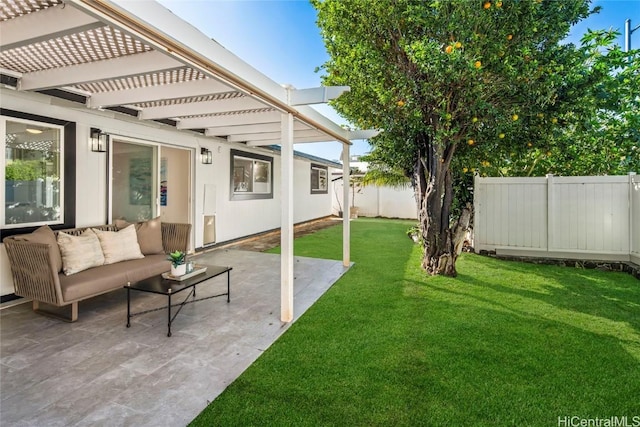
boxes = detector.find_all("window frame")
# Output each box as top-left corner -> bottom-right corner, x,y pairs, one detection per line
1,109 -> 76,239
229,149 -> 274,201
310,163 -> 329,194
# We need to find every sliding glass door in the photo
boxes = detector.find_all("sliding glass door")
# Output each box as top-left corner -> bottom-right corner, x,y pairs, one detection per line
111,141 -> 158,222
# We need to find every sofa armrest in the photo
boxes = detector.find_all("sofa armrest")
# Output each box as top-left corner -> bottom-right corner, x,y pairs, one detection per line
161,222 -> 191,253
3,238 -> 63,305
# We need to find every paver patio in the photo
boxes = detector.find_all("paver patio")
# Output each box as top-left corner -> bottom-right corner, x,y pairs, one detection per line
0,248 -> 350,426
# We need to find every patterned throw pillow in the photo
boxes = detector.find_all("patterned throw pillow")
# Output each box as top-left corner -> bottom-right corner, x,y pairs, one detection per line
92,225 -> 144,265
57,229 -> 105,275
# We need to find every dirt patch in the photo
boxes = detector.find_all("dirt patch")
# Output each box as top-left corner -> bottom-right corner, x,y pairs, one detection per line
221,216 -> 342,252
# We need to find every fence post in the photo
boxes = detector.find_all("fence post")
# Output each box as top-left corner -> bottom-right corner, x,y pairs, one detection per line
630,172 -> 636,258
546,174 -> 554,252
473,173 -> 480,253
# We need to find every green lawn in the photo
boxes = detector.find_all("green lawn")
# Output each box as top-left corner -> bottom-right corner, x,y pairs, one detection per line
191,218 -> 640,426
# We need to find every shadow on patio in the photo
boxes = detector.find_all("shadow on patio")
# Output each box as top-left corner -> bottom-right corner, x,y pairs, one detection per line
0,249 -> 350,426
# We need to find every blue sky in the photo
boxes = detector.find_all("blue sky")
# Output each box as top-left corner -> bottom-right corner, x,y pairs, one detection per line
158,0 -> 639,162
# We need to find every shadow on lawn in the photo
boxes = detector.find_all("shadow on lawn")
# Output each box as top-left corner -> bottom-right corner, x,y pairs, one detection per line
406,253 -> 640,363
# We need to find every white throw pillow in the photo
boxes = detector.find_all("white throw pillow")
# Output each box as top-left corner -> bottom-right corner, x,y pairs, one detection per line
92,225 -> 144,265
57,229 -> 105,275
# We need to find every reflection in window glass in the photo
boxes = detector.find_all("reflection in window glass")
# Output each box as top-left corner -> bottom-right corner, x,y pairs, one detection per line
230,150 -> 273,200
310,164 -> 328,194
4,119 -> 63,227
112,141 -> 157,222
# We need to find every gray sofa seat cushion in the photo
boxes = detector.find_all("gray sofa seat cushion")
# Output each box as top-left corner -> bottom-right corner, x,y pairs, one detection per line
60,255 -> 169,303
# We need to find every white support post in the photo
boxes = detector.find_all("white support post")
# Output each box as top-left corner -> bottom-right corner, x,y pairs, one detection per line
280,111 -> 295,323
342,144 -> 351,267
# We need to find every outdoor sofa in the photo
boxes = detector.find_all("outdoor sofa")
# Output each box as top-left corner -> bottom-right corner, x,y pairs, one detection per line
3,218 -> 191,322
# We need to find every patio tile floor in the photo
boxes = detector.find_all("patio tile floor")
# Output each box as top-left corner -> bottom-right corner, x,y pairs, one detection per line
0,249 -> 350,426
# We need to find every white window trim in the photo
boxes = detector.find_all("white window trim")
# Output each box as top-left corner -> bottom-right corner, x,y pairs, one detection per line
230,149 -> 274,201
310,163 -> 329,194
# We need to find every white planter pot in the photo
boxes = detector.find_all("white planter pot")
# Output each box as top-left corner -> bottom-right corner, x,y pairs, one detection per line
171,264 -> 187,277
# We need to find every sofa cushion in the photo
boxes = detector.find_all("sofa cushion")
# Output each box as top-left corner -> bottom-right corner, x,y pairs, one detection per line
114,218 -> 131,230
92,225 -> 144,265
58,229 -> 105,275
14,225 -> 63,273
135,217 -> 164,255
59,255 -> 170,302
116,217 -> 164,255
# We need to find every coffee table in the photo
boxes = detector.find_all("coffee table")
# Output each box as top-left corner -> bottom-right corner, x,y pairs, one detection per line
125,264 -> 232,337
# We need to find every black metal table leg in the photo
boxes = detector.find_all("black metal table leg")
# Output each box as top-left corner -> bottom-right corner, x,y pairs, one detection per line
227,270 -> 230,303
167,293 -> 172,337
126,286 -> 131,328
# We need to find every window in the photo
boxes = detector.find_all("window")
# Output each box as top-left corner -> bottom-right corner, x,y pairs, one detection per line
230,149 -> 273,200
1,110 -> 76,238
310,164 -> 328,194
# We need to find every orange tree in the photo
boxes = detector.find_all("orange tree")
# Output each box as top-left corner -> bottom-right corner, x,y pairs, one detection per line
455,29 -> 640,181
313,0 -> 619,276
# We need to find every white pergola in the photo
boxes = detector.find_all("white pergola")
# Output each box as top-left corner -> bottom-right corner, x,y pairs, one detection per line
0,0 -> 378,322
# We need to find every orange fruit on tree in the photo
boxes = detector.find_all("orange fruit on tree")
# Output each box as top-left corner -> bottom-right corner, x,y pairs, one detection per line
455,42 -> 462,49
483,2 -> 491,9
472,117 -> 479,123
496,1 -> 503,7
512,114 -> 519,121
551,117 -> 558,124
474,61 -> 482,69
468,139 -> 475,146
507,34 -> 513,40
445,45 -> 453,54
527,142 -> 533,147
499,133 -> 505,139
463,167 -> 469,173
396,100 -> 405,107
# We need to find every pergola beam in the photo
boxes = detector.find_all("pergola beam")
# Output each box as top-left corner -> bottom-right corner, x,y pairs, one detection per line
176,110 -> 281,129
205,121 -> 310,137
227,129 -> 322,143
18,50 -> 183,91
245,134 -> 337,146
88,78 -> 233,108
289,86 -> 350,106
0,4 -> 103,51
139,96 -> 267,120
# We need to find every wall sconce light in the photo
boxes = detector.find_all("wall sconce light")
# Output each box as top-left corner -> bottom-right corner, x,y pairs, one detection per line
201,147 -> 213,164
90,128 -> 109,152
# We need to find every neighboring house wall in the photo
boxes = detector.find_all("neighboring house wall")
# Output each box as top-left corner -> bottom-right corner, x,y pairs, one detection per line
332,180 -> 417,219
1,89 -> 335,296
474,174 -> 639,263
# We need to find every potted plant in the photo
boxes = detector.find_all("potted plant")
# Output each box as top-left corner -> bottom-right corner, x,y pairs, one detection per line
167,250 -> 186,276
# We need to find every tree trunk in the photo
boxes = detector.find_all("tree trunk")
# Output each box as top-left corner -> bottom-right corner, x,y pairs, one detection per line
413,135 -> 471,277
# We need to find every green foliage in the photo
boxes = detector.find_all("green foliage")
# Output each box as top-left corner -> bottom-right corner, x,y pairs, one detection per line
191,219 -> 640,426
455,29 -> 640,181
5,160 -> 45,181
314,0 -> 593,163
167,250 -> 186,266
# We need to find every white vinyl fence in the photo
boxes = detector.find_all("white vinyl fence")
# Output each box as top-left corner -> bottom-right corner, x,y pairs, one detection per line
332,181 -> 417,219
474,173 -> 639,264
